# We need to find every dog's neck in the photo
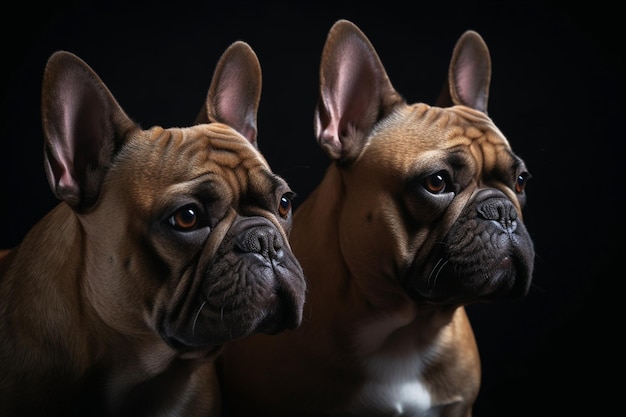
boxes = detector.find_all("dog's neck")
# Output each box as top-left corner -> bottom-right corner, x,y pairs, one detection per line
289,165 -> 475,415
1,203 -> 187,379
2,204 -> 89,356
293,166 -> 460,353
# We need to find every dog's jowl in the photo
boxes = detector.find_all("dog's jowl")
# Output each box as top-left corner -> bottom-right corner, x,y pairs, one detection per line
0,42 -> 306,417
219,20 -> 535,417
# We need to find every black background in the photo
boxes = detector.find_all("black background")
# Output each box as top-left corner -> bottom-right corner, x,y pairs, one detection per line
1,1 -> 623,416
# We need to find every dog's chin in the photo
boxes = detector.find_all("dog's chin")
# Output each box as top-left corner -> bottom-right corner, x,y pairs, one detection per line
407,251 -> 533,306
160,278 -> 303,354
250,296 -> 302,335
234,284 -> 305,336
163,310 -> 294,358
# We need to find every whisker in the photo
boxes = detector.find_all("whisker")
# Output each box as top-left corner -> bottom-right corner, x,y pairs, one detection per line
192,300 -> 207,336
431,259 -> 450,289
428,258 -> 446,287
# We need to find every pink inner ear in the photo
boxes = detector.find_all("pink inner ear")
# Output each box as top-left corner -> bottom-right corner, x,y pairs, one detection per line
44,142 -> 78,200
41,51 -> 129,209
315,35 -> 385,160
216,84 -> 258,144
454,56 -> 482,110
216,86 -> 248,130
208,44 -> 261,145
55,163 -> 76,191
455,56 -> 475,98
451,37 -> 490,112
335,46 -> 377,129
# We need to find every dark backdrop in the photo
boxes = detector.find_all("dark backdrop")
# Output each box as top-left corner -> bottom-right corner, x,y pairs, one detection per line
1,1 -> 623,416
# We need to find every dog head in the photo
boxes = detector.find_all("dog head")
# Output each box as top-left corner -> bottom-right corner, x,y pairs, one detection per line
312,20 -> 534,307
40,42 -> 306,357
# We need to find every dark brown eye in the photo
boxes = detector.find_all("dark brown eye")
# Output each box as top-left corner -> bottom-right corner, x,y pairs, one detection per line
168,206 -> 199,230
423,171 -> 447,194
515,172 -> 530,193
278,193 -> 293,218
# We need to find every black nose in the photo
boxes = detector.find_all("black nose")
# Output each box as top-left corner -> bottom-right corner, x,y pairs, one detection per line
235,226 -> 284,260
477,198 -> 518,232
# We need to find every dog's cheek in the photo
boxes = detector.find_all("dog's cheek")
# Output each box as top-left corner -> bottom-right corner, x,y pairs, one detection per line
337,198 -> 398,286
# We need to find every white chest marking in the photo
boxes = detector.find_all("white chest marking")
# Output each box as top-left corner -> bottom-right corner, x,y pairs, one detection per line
347,312 -> 440,416
349,353 -> 433,416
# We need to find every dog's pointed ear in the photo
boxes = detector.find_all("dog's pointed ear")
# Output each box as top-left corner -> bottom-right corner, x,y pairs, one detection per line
436,30 -> 491,113
196,41 -> 262,148
41,51 -> 137,211
314,19 -> 404,163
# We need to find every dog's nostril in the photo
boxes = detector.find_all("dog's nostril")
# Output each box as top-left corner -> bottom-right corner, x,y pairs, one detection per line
236,227 -> 283,258
478,200 -> 516,220
236,228 -> 264,253
478,200 -> 518,232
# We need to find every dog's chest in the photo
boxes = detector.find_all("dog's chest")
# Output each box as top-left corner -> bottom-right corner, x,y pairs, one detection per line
346,318 -> 439,416
347,351 -> 435,416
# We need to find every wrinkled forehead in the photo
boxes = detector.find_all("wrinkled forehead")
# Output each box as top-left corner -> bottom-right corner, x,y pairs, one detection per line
109,123 -> 274,200
366,103 -> 518,172
124,123 -> 266,171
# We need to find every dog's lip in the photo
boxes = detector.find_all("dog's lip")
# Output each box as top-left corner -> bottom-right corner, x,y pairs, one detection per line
499,256 -> 512,268
255,284 -> 303,334
162,270 -> 303,348
406,251 -> 521,304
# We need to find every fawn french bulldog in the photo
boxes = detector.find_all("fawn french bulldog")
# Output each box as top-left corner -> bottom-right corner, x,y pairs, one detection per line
219,20 -> 534,416
0,41 -> 305,417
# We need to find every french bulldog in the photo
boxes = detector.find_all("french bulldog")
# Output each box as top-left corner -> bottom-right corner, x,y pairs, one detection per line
219,19 -> 535,417
0,41 -> 305,417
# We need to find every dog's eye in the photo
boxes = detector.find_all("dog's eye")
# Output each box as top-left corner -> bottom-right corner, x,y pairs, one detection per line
422,171 -> 448,194
515,172 -> 530,194
168,205 -> 199,230
278,193 -> 294,219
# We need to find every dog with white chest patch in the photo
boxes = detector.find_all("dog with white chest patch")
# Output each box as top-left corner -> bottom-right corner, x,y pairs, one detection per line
219,20 -> 535,416
0,41 -> 306,417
